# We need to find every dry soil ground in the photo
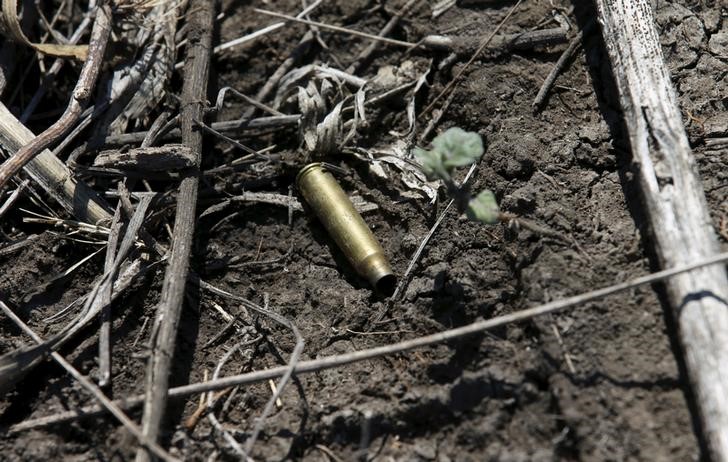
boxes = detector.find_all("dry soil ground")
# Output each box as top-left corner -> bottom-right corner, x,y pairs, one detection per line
0,0 -> 727,461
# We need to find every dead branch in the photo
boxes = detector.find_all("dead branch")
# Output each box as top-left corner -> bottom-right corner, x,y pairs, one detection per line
214,0 -> 322,55
97,204 -> 122,387
0,178 -> 26,219
532,29 -> 584,112
532,22 -> 594,111
135,0 -> 214,459
423,27 -> 568,54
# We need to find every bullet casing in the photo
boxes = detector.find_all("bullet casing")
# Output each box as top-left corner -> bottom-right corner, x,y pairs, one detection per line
296,163 -> 396,295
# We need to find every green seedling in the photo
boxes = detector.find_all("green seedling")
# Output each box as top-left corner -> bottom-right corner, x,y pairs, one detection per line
413,127 -> 484,181
466,189 -> 500,224
413,127 -> 500,224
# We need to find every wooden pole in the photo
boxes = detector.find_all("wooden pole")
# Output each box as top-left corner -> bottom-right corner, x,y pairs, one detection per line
594,1 -> 728,459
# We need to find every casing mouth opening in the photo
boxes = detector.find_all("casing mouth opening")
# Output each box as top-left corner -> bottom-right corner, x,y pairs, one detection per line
374,274 -> 397,297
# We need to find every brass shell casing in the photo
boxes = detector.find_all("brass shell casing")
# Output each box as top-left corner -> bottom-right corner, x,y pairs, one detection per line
297,163 -> 396,295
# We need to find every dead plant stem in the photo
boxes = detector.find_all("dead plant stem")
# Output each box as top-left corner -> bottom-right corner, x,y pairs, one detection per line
135,0 -> 214,459
0,3 -> 111,191
11,251 -> 728,433
0,301 -> 177,462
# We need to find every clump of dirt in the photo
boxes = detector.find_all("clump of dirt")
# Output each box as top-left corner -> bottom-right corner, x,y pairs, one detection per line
0,1 -> 725,461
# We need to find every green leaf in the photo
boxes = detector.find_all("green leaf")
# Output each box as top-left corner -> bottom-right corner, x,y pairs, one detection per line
466,190 -> 500,224
431,127 -> 484,170
413,146 -> 449,181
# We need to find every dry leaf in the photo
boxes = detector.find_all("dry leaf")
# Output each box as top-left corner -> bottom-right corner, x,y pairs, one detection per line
0,0 -> 88,60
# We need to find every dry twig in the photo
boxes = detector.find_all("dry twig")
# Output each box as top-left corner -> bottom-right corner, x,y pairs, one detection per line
532,27 -> 588,112
214,0 -> 322,55
9,251 -> 728,432
254,9 -> 416,48
0,179 -> 26,219
0,301 -> 177,462
136,0 -> 214,459
103,115 -> 300,145
97,197 -> 122,387
420,0 -> 523,117
0,3 -> 112,191
346,0 -> 420,75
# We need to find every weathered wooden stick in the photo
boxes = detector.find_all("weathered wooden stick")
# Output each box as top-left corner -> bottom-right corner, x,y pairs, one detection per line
93,144 -> 195,171
595,1 -> 728,459
0,103 -> 111,224
97,207 -> 121,387
135,0 -> 213,460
